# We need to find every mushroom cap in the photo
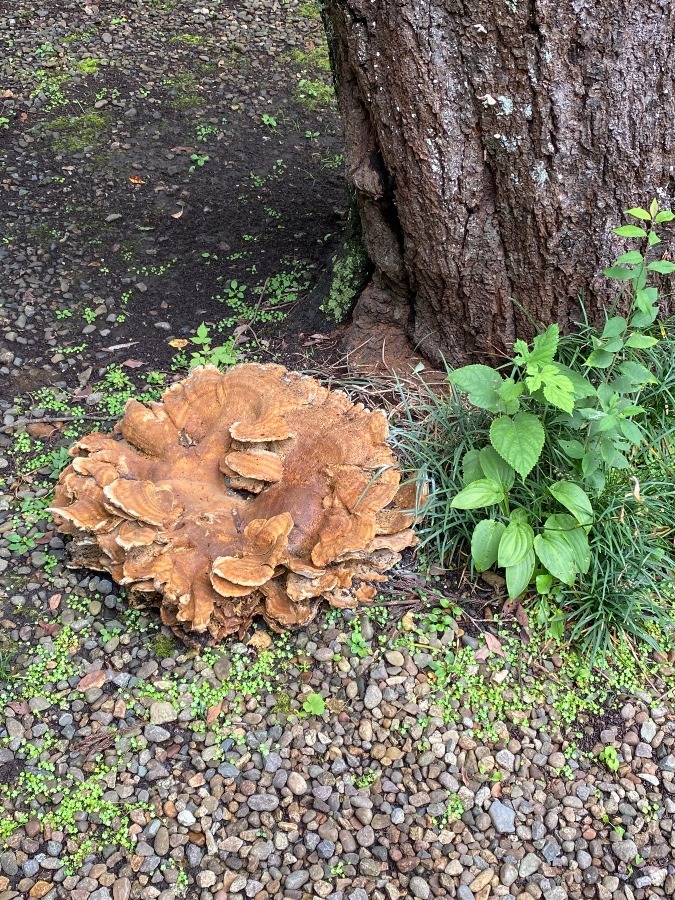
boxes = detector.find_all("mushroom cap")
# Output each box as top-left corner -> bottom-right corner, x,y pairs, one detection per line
50,363 -> 421,643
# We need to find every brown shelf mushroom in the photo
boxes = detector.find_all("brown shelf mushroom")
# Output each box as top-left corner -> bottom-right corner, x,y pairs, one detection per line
49,363 -> 422,645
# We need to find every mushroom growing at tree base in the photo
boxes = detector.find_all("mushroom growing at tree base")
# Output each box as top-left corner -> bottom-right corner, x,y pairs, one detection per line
49,363 -> 422,645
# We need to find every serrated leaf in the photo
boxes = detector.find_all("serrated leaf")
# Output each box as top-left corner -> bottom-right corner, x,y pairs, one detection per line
471,519 -> 506,572
603,265 -> 636,281
613,224 -> 648,237
540,366 -> 575,414
615,251 -> 644,265
505,549 -> 535,600
462,449 -> 484,486
451,479 -> 505,510
479,447 -> 515,491
497,377 -> 524,405
601,316 -> 627,338
527,325 -> 559,367
512,339 -> 530,364
490,413 -> 545,480
625,207 -> 652,221
655,210 -> 675,223
647,259 -> 675,274
617,360 -> 657,385
558,438 -> 585,459
624,333 -> 658,349
548,481 -> 594,530
447,365 -> 504,412
585,348 -> 614,368
543,514 -> 591,575
498,518 -> 534,567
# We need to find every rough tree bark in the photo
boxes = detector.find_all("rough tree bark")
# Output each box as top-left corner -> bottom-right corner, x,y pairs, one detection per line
322,0 -> 675,368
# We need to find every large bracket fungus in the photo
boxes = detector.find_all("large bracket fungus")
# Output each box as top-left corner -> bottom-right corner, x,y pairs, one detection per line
49,364 -> 421,644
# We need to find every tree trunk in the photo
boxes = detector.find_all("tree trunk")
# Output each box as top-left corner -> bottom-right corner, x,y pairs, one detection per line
322,0 -> 675,368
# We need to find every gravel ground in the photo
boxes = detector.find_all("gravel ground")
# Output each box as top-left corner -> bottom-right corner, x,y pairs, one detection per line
1,2 -> 675,900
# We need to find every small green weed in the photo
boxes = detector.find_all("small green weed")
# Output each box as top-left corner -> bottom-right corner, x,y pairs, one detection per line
302,693 -> 326,716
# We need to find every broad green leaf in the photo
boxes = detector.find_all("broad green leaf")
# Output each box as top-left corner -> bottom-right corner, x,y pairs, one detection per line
496,377 -> 524,412
536,573 -> 554,594
554,365 -> 596,399
581,450 -> 599,477
490,413 -> 545,480
615,251 -> 643,265
558,438 -> 585,459
630,308 -> 658,328
600,437 -> 630,469
619,419 -> 643,445
471,519 -> 506,572
603,338 -> 624,353
625,207 -> 651,221
462,449 -> 484,486
602,316 -> 627,339
635,286 -> 658,310
528,325 -> 559,367
655,210 -> 675,223
534,529 -> 577,585
548,481 -> 594,530
544,514 -> 591,574
617,360 -> 657,385
448,365 -> 504,412
648,230 -> 661,247
539,366 -> 575,414
647,260 -> 675,274
506,549 -> 535,600
613,224 -> 647,237
479,447 -> 515,491
603,265 -> 636,281
498,518 -> 534,568
451,479 -> 504,510
624,333 -> 658,349
585,348 -> 614,368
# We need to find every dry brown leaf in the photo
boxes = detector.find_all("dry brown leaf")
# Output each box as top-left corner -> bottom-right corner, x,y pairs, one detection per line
170,207 -> 184,219
48,594 -> 61,611
206,701 -> 223,724
26,423 -> 59,439
168,338 -> 188,349
122,359 -> 144,369
77,670 -> 106,690
128,175 -> 145,185
487,632 -> 505,656
247,631 -> 273,650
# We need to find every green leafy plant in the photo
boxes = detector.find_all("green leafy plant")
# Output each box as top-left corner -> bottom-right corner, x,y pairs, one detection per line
598,745 -> 620,772
260,113 -> 277,129
302,693 -> 326,715
447,203 -> 673,603
187,323 -> 239,369
188,152 -> 209,172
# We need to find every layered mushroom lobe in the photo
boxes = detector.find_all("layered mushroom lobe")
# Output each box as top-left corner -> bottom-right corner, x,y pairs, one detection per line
49,363 -> 421,644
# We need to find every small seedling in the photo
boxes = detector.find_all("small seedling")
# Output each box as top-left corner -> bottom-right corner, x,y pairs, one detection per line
188,153 -> 209,172
302,693 -> 325,715
260,114 -> 277,129
598,745 -> 620,772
